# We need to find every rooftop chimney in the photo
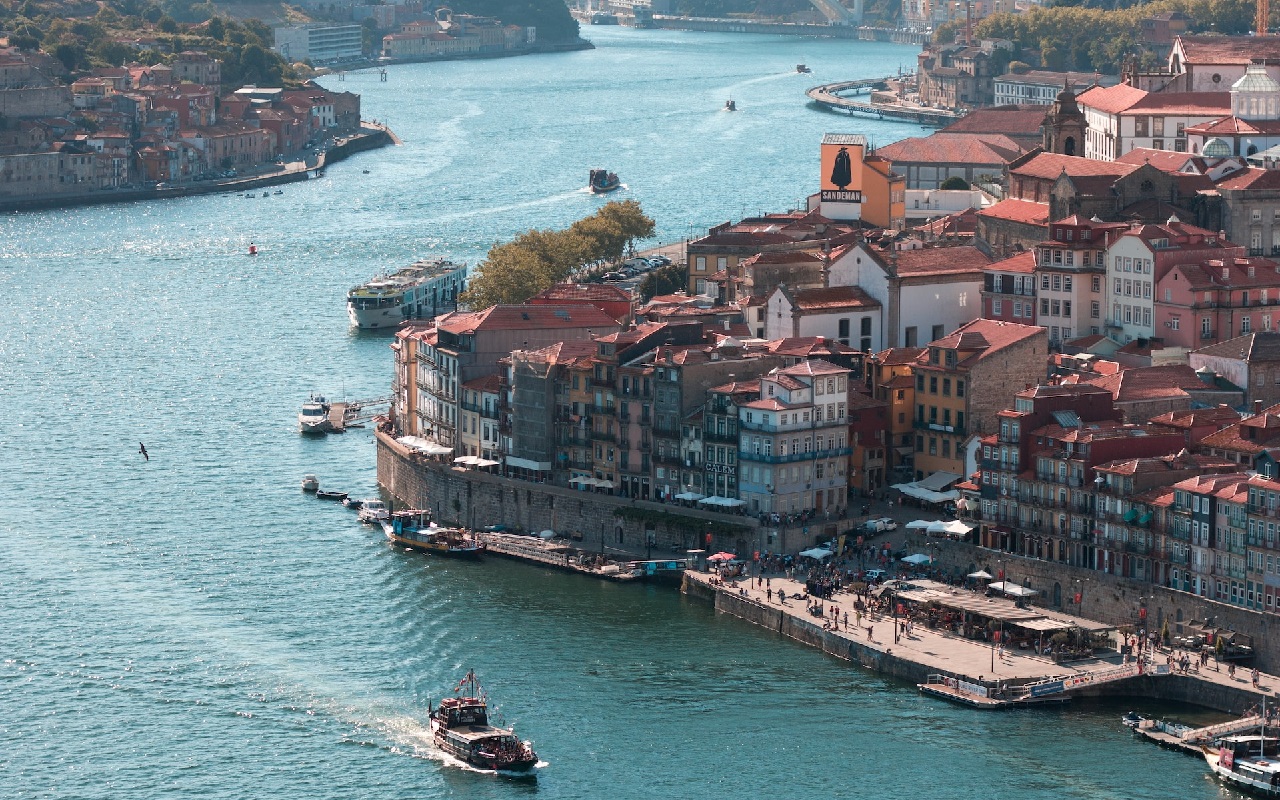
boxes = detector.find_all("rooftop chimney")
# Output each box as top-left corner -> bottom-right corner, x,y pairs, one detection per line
1257,400 -> 1265,415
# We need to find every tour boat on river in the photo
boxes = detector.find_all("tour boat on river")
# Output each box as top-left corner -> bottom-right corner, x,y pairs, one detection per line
382,511 -> 483,558
1204,735 -> 1280,796
589,169 -> 620,193
346,258 -> 467,330
429,670 -> 537,773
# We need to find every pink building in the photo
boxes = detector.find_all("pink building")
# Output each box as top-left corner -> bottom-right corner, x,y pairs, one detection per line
1155,255 -> 1280,347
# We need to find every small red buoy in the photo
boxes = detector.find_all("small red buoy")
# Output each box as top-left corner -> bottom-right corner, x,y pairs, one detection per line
248,243 -> 258,256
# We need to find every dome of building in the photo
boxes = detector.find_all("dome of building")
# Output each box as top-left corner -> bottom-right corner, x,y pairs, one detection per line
1232,63 -> 1280,94
1202,138 -> 1233,158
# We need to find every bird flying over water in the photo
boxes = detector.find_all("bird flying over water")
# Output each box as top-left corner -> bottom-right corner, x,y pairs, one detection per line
139,442 -> 149,461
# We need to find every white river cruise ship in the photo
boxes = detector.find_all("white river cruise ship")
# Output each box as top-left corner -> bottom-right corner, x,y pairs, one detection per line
346,258 -> 467,329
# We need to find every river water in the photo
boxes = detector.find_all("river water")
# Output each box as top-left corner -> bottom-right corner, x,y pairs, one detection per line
0,25 -> 1233,799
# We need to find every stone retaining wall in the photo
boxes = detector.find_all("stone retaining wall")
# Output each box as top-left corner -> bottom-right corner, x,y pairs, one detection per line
911,536 -> 1280,673
377,431 -> 862,557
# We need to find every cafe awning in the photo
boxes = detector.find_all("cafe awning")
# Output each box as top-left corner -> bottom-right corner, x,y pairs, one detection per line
988,581 -> 1039,598
397,436 -> 453,456
800,547 -> 834,560
673,491 -> 706,501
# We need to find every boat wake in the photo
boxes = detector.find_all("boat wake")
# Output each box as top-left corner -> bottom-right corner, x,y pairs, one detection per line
426,190 -> 584,224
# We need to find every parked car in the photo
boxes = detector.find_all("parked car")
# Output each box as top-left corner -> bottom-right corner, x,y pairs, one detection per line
623,257 -> 650,270
863,569 -> 886,582
865,517 -> 898,532
602,271 -> 627,281
648,254 -> 672,266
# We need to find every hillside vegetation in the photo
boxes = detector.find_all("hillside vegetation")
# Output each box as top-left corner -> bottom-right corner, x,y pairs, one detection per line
936,0 -> 1256,74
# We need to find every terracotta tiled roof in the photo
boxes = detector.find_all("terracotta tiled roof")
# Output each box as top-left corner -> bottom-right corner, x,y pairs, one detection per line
779,358 -> 848,377
1086,364 -> 1210,401
914,207 -> 978,238
1173,258 -> 1280,291
765,336 -> 859,357
976,198 -> 1050,225
986,250 -> 1036,274
1124,92 -> 1229,116
709,380 -> 761,395
919,318 -> 1044,366
769,374 -> 807,390
531,283 -> 631,303
883,374 -> 916,389
437,304 -> 619,334
1194,331 -> 1280,362
1178,35 -> 1280,65
461,373 -> 503,392
1148,406 -> 1242,429
1215,167 -> 1280,191
1187,116 -> 1280,137
1010,152 -> 1138,180
741,397 -> 798,411
788,285 -> 882,311
875,133 -> 1028,166
1077,82 -> 1149,115
1113,148 -> 1203,171
874,346 -> 927,365
892,245 -> 992,276
940,104 -> 1047,138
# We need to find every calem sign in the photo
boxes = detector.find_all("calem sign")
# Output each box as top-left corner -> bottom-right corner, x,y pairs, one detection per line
819,133 -> 866,218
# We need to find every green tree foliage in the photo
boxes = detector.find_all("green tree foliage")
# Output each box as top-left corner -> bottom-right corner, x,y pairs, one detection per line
974,0 -> 1256,74
462,201 -> 656,308
939,176 -> 970,190
637,263 -> 688,302
450,0 -> 580,42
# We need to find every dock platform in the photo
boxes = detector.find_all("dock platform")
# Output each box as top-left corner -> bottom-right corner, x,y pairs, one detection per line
806,80 -> 961,126
478,532 -> 685,583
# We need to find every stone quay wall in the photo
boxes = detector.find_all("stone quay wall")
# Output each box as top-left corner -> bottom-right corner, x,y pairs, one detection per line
916,536 -> 1280,673
688,573 -> 1270,714
376,432 -> 863,557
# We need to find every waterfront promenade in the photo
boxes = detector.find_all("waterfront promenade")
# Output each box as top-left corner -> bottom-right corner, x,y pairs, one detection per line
685,568 -> 1278,713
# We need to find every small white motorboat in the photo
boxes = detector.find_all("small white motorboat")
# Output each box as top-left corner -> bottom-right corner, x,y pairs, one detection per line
302,474 -> 319,492
358,499 -> 389,524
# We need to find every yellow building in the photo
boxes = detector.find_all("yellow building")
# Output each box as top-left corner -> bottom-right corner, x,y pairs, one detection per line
861,154 -> 906,231
866,347 -> 925,483
817,133 -> 905,231
457,374 -> 502,459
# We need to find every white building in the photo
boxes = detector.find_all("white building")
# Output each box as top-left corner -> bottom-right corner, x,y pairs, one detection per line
761,284 -> 883,351
993,70 -> 1119,107
1077,82 -> 1229,161
272,24 -> 363,64
834,241 -> 988,348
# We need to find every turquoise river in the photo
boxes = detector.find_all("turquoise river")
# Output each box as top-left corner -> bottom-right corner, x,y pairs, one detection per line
0,25 -> 1239,799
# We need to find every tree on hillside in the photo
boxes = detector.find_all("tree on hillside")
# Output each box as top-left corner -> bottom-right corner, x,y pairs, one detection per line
461,201 -> 656,308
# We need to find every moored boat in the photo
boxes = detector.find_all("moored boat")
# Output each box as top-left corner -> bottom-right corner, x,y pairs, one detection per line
589,169 -> 620,193
316,489 -> 348,501
429,670 -> 537,773
357,499 -> 389,524
302,474 -> 320,492
346,258 -> 467,330
382,511 -> 484,558
1204,735 -> 1280,796
299,394 -> 333,434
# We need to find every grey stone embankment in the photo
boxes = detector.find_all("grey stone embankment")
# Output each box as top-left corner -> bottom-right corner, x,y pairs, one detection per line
915,533 -> 1280,674
376,430 -> 863,556
0,125 -> 394,214
686,573 -> 1275,715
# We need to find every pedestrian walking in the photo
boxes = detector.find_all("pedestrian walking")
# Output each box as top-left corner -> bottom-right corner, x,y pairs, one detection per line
866,625 -> 874,641
1253,668 -> 1260,688
843,612 -> 849,631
